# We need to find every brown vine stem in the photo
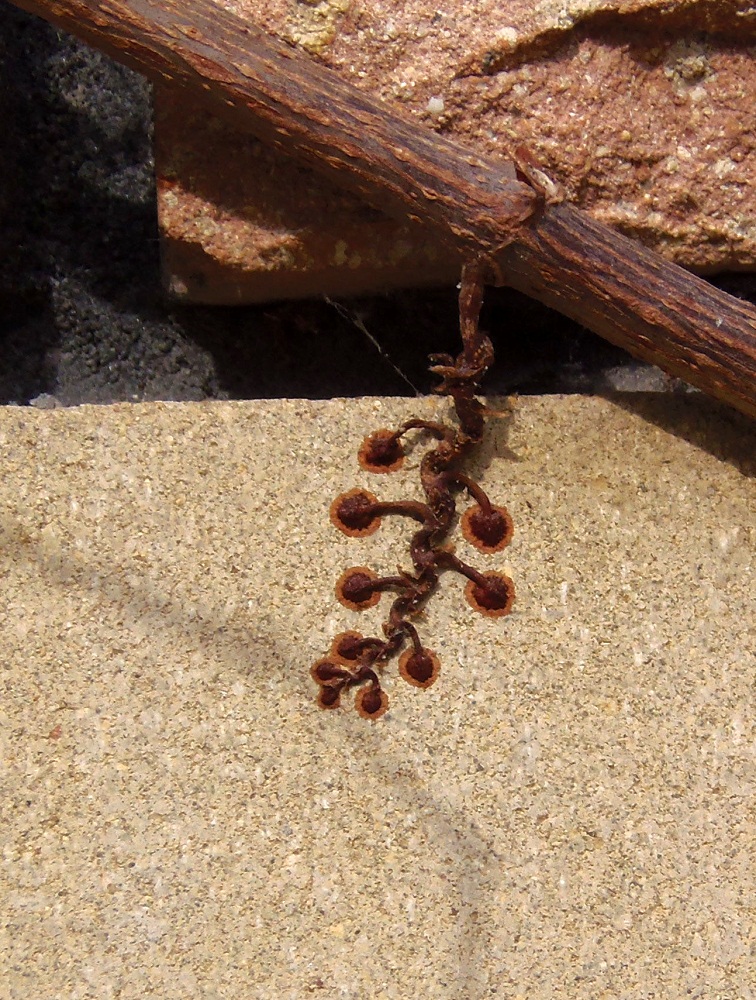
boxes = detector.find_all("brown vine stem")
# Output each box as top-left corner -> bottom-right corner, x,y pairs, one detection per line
9,0 -> 756,418
319,263 -> 517,718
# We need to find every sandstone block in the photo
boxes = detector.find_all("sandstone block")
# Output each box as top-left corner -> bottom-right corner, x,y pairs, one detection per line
156,0 -> 755,304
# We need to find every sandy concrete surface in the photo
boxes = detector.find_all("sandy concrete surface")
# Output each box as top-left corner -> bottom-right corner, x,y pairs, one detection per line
1,395 -> 753,999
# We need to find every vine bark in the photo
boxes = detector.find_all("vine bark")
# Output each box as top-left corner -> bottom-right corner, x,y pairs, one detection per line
9,0 -> 756,417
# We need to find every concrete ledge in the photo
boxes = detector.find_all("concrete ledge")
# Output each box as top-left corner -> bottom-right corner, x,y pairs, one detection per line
1,396 -> 753,997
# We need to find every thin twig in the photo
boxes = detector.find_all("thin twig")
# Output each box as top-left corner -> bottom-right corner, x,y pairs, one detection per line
324,297 -> 421,396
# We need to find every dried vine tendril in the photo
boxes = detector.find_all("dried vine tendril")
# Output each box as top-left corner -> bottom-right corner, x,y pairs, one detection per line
311,264 -> 515,720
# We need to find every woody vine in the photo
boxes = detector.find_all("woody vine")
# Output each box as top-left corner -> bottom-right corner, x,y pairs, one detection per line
310,264 -> 516,719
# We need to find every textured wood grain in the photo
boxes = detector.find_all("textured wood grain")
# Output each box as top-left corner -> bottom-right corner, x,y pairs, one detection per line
11,0 -> 537,258
499,205 -> 756,409
9,0 -> 756,417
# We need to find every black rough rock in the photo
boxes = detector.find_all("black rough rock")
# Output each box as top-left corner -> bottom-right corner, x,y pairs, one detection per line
2,3 -> 753,407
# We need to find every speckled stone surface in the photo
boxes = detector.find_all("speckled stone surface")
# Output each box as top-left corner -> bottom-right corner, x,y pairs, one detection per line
157,0 -> 756,303
1,396 -> 754,998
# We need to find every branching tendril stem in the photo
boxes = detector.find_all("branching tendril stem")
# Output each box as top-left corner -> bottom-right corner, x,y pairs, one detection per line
311,262 -> 516,719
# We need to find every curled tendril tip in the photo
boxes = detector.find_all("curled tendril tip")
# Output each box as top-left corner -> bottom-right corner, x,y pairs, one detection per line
310,263 -> 516,719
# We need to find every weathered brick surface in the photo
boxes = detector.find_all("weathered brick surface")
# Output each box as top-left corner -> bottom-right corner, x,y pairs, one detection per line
157,0 -> 755,303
